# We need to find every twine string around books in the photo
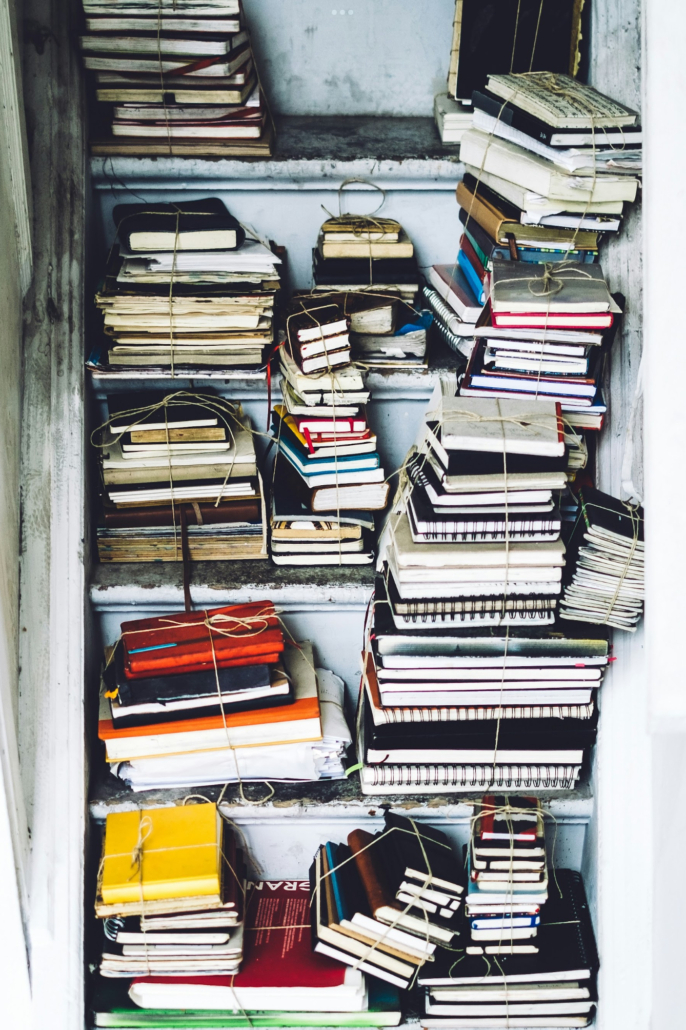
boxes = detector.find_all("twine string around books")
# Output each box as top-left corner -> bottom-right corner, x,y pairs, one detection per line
321,179 -> 390,290
575,496 -> 643,626
311,820 -> 452,987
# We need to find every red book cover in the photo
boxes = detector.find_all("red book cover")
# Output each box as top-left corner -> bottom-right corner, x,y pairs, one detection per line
132,881 -> 348,990
121,601 -> 279,653
123,634 -> 285,679
460,233 -> 486,283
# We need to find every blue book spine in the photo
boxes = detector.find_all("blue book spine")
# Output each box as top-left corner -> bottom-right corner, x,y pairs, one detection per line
457,249 -> 486,304
326,842 -> 350,922
278,437 -> 380,475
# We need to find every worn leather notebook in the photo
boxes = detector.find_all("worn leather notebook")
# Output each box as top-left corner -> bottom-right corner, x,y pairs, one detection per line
101,496 -> 261,527
113,198 -> 245,252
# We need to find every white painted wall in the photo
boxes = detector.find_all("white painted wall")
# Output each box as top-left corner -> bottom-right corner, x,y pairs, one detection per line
0,0 -> 32,1018
242,0 -> 456,116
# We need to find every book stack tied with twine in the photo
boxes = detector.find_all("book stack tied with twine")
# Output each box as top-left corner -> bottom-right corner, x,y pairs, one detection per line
360,391 -> 612,794
268,293 -> 390,566
99,605 -> 351,792
312,210 -> 420,306
92,390 -> 268,566
419,798 -> 599,1030
81,0 -> 275,156
434,0 -> 587,142
87,198 -> 281,379
94,855 -> 403,1027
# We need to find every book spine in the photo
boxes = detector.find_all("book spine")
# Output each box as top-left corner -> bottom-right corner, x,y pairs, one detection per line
457,251 -> 486,304
456,180 -> 503,243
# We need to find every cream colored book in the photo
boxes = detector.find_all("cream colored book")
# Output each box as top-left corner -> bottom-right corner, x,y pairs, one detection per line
319,231 -> 414,259
460,129 -> 639,204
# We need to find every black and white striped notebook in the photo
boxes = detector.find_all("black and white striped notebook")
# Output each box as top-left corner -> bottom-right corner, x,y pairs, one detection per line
359,764 -> 581,794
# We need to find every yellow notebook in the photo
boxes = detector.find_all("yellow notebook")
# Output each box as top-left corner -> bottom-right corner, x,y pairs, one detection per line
101,803 -> 223,906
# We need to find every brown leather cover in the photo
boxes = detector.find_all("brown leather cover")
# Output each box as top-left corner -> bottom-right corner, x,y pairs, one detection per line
102,498 -> 260,527
347,828 -> 399,918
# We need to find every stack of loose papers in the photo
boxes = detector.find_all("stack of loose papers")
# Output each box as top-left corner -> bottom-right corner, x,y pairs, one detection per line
560,487 -> 644,631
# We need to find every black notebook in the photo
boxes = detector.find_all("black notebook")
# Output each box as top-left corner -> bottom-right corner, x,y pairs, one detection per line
106,391 -> 233,434
113,197 -> 245,252
381,812 -> 465,897
313,249 -> 419,285
420,869 -> 598,985
364,695 -> 598,751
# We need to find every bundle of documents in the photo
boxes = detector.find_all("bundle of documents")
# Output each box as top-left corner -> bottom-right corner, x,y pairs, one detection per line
459,259 -> 619,432
312,217 -> 420,305
419,868 -> 598,1028
560,487 -> 645,631
268,298 -> 389,564
467,796 -> 547,947
94,877 -> 403,1027
99,604 -> 351,790
94,803 -> 246,984
88,198 -> 281,379
80,0 -> 275,156
460,73 -> 640,239
361,394 -> 612,793
310,812 -> 464,989
94,391 -> 267,562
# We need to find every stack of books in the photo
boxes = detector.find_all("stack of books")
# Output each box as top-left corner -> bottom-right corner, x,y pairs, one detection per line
425,263 -> 484,351
80,0 -> 275,156
94,391 -> 267,563
310,812 -> 463,989
99,604 -> 351,791
467,796 -> 547,948
94,876 -> 403,1028
361,396 -> 612,794
94,804 -> 245,980
88,198 -> 281,380
312,217 -> 419,305
460,259 -> 620,432
420,868 -> 598,1028
460,73 -> 640,254
560,487 -> 645,631
269,299 -> 390,565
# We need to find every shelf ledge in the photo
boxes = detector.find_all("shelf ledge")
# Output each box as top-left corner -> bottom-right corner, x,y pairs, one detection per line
90,116 -> 465,191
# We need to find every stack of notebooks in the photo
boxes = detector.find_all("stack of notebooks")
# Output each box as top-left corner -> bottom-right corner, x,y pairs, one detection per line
310,812 -> 464,989
99,604 -> 351,790
94,874 -> 403,1027
269,299 -> 390,565
420,282 -> 477,363
560,487 -> 645,631
88,198 -> 281,379
466,796 -> 548,950
312,217 -> 419,305
94,391 -> 267,562
80,0 -> 275,156
460,260 -> 620,432
420,868 -> 598,1027
386,396 -> 570,617
426,263 -> 484,334
459,73 -> 640,257
94,804 -> 245,980
361,395 -> 612,794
